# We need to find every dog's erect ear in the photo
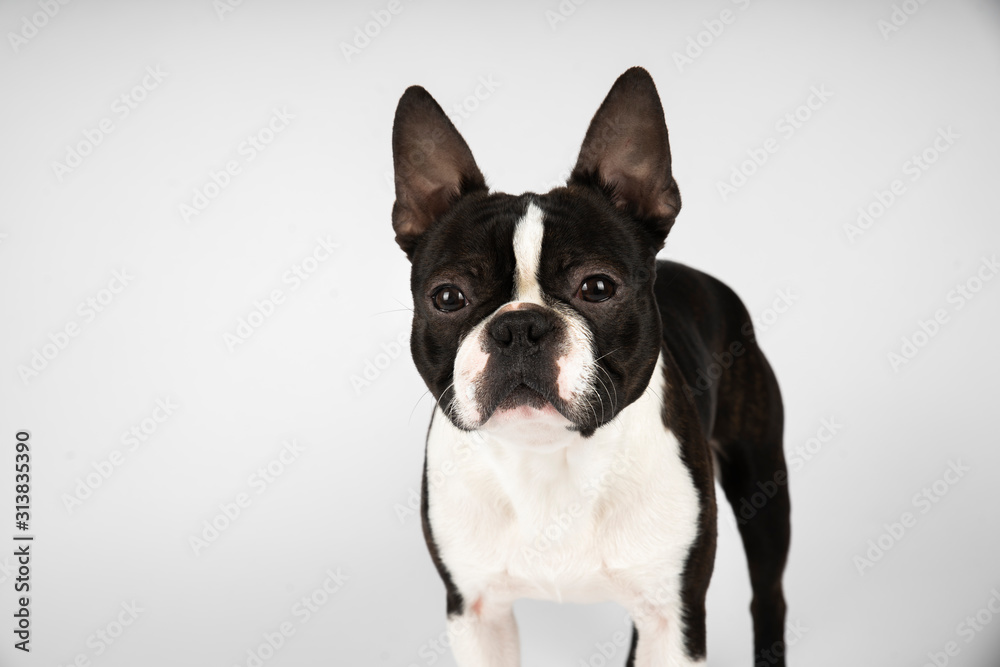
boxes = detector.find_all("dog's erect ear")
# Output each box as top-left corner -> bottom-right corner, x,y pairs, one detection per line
391,86 -> 487,259
569,67 -> 681,246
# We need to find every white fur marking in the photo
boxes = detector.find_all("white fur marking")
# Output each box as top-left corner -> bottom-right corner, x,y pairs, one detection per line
452,325 -> 490,425
427,352 -> 704,665
512,203 -> 545,304
556,354 -> 585,401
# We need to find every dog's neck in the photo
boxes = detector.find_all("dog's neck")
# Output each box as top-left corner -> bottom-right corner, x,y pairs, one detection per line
430,352 -> 668,516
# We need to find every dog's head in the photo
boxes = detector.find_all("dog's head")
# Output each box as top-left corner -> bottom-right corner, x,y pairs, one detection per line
391,67 -> 680,443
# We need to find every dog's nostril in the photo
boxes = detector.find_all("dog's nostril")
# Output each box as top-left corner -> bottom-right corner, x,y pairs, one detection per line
494,323 -> 514,346
527,321 -> 549,342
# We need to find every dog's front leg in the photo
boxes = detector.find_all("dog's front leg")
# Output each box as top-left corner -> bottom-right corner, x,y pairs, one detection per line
447,603 -> 520,667
629,608 -> 706,667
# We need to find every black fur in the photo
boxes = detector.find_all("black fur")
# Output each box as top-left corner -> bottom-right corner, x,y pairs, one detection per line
419,424 -> 465,617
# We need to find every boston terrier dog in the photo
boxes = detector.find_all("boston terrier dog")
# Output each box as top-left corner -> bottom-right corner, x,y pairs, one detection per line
390,67 -> 790,667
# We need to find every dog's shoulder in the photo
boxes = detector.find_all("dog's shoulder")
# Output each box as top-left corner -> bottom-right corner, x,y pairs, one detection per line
654,259 -> 756,432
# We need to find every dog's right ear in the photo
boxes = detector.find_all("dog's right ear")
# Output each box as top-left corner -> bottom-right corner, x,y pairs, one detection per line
391,86 -> 487,259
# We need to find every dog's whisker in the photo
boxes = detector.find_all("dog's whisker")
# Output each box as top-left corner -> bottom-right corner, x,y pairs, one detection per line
592,373 -> 610,422
434,381 -> 457,416
372,308 -> 415,317
597,364 -> 620,415
408,389 -> 431,425
592,348 -> 621,364
585,396 -> 600,428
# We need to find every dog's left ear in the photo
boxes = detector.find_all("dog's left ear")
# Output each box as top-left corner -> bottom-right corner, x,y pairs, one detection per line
569,67 -> 681,248
391,85 -> 488,259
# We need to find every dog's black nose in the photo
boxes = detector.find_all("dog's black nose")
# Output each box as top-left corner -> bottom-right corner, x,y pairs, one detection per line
488,308 -> 553,352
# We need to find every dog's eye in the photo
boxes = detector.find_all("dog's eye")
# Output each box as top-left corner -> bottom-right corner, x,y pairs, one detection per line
579,275 -> 616,302
431,285 -> 467,312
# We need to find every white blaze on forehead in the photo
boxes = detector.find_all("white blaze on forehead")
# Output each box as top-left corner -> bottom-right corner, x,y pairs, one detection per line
512,202 -> 545,304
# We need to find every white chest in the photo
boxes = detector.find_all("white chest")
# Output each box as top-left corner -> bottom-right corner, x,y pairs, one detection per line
424,355 -> 703,611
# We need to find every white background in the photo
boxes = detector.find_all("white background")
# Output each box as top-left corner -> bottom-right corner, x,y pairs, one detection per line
1,0 -> 999,665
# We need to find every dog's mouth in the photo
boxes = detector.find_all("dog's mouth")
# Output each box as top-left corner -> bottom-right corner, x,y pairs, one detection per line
494,383 -> 550,412
475,381 -> 574,429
